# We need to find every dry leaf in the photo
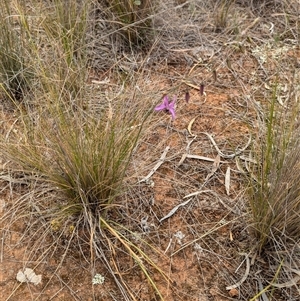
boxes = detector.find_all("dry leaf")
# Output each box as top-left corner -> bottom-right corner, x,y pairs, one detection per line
205,154 -> 220,181
16,268 -> 42,285
186,154 -> 226,163
225,167 -> 230,195
226,253 -> 250,290
235,157 -> 245,173
187,117 -> 197,136
159,198 -> 193,223
178,153 -> 187,166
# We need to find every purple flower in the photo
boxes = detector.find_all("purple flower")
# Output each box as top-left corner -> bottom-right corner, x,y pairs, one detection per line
154,95 -> 176,120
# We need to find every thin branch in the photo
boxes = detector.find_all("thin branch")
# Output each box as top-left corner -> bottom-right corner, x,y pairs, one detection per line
139,146 -> 170,183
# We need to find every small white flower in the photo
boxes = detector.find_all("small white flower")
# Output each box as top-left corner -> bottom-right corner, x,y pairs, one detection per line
16,268 -> 42,285
92,273 -> 105,285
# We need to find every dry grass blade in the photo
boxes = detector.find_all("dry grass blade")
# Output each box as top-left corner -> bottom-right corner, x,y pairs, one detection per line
100,218 -> 170,300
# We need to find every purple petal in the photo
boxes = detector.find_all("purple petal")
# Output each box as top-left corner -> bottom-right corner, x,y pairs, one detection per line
154,95 -> 170,111
169,96 -> 176,107
154,103 -> 167,111
169,107 -> 176,120
163,95 -> 170,105
168,97 -> 176,119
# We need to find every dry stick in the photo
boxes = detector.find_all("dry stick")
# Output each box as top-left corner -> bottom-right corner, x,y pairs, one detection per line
183,189 -> 212,199
200,132 -> 252,159
270,266 -> 300,288
0,235 -> 4,262
162,155 -> 227,223
226,253 -> 251,290
139,146 -> 170,183
159,189 -> 213,223
178,136 -> 227,165
185,154 -> 227,163
178,135 -> 197,166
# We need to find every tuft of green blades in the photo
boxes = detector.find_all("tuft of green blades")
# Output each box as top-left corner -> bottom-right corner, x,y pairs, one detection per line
0,1 -> 166,300
248,81 -> 300,252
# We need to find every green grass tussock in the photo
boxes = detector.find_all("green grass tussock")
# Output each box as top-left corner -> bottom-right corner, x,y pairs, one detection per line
0,0 -> 165,300
0,0 -> 33,103
103,0 -> 157,48
248,82 -> 300,252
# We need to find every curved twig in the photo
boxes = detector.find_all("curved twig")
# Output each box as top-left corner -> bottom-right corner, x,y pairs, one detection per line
201,132 -> 252,159
226,253 -> 250,290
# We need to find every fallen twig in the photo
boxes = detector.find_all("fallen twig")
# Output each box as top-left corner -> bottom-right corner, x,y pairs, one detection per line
201,132 -> 252,159
160,190 -> 212,223
159,198 -> 193,223
183,189 -> 212,199
226,253 -> 251,290
179,154 -> 227,165
139,146 -> 170,183
178,136 -> 197,166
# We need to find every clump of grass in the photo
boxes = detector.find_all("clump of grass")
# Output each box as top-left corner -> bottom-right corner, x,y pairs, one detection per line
248,82 -> 300,253
104,0 -> 157,48
0,1 -> 169,300
214,0 -> 234,32
32,0 -> 90,103
0,0 -> 32,103
1,89 -> 167,299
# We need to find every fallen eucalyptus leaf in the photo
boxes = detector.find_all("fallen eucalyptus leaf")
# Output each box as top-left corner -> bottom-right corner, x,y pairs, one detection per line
187,117 -> 197,136
205,154 -> 220,181
225,167 -> 230,195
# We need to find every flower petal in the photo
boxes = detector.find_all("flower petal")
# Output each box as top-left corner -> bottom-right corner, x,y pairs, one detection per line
168,97 -> 176,119
163,95 -> 170,105
169,96 -> 176,108
154,103 -> 167,111
169,107 -> 176,120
